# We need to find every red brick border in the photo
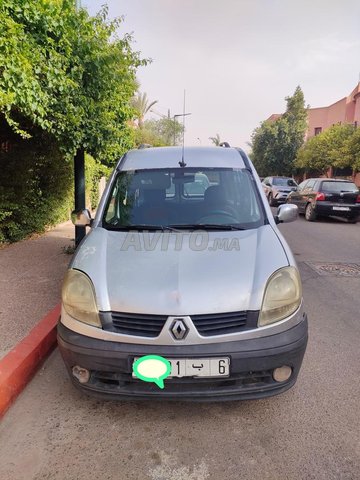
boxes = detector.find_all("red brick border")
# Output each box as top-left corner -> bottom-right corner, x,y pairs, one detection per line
0,304 -> 60,418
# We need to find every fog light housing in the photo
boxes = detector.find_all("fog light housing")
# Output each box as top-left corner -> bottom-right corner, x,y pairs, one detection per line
72,365 -> 90,384
273,365 -> 292,383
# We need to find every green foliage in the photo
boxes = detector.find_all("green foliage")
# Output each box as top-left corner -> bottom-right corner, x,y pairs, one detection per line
251,86 -> 307,176
0,136 -> 109,243
85,153 -> 110,209
342,126 -> 360,171
0,0 -> 146,164
135,117 -> 184,147
209,133 -> 221,146
296,124 -> 356,174
0,1 -> 148,243
0,134 -> 73,243
131,91 -> 158,129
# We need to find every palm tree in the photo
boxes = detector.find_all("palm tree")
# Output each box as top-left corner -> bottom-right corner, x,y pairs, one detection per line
131,92 -> 158,129
209,133 -> 221,146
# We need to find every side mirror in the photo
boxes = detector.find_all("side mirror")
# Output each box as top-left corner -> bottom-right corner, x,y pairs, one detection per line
71,209 -> 92,227
275,204 -> 298,224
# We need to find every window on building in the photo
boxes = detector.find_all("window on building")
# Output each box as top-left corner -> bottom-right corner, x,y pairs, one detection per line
314,127 -> 322,136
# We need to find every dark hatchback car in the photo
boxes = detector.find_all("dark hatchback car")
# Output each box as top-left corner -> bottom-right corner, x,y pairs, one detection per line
262,177 -> 298,206
287,178 -> 360,222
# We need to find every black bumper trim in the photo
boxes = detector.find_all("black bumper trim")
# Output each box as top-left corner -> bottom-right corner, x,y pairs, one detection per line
57,316 -> 308,401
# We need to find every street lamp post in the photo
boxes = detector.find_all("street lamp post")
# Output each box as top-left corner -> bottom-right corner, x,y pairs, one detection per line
173,113 -> 191,146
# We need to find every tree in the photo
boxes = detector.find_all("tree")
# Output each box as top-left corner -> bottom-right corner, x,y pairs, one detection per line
135,117 -> 184,147
250,86 -> 307,176
341,126 -> 360,172
250,121 -> 278,176
0,0 -> 146,165
209,133 -> 221,146
296,124 -> 355,174
0,1 -> 147,243
131,91 -> 158,129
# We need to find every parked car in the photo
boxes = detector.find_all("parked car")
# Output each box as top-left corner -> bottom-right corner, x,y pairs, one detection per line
262,176 -> 298,206
58,146 -> 308,401
287,178 -> 360,223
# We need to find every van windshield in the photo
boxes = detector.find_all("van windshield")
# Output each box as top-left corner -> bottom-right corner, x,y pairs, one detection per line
103,168 -> 265,230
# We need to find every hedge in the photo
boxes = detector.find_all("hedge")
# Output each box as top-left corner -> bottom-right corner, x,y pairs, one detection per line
0,134 -> 109,244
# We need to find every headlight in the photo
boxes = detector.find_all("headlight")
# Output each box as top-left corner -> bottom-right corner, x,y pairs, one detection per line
259,267 -> 302,327
62,270 -> 101,327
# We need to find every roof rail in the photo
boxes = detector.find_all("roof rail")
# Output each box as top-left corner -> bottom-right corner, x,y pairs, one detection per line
219,142 -> 230,148
138,143 -> 152,149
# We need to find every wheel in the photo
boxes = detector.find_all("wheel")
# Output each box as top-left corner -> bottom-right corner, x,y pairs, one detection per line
305,203 -> 317,222
348,218 -> 358,224
268,193 -> 276,207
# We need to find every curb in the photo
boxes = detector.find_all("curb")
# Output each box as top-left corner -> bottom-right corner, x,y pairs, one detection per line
0,304 -> 60,418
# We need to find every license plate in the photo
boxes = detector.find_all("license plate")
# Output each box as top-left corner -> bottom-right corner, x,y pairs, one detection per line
333,206 -> 350,211
133,357 -> 230,378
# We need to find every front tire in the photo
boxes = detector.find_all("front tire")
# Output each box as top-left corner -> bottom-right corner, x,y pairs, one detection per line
305,203 -> 317,222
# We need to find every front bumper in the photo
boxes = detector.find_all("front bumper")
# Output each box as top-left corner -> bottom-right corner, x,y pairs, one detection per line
274,192 -> 292,204
57,314 -> 308,401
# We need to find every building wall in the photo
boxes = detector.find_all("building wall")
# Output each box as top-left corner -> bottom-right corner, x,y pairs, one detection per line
354,93 -> 360,124
267,83 -> 360,139
306,83 -> 360,139
266,84 -> 360,183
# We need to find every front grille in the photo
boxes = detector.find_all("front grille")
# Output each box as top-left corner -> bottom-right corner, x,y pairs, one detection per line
104,310 -> 258,337
111,312 -> 167,337
191,311 -> 250,336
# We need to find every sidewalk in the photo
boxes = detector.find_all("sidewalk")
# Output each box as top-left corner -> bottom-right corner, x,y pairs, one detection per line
0,221 -> 74,359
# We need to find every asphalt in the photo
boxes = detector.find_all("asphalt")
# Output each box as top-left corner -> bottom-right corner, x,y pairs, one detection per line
0,215 -> 360,479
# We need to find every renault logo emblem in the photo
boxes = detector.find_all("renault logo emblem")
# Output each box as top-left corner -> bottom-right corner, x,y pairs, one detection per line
170,318 -> 189,340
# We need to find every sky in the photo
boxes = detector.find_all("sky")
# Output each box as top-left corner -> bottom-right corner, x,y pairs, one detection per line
82,0 -> 360,150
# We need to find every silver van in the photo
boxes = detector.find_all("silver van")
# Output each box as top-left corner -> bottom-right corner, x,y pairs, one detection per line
58,146 -> 308,401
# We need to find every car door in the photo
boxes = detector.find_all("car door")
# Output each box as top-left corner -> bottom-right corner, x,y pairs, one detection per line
289,180 -> 308,211
301,179 -> 316,210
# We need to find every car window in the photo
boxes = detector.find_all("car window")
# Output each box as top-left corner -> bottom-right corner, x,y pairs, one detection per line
272,177 -> 297,186
297,180 -> 308,191
103,167 -> 265,229
183,173 -> 210,197
321,181 -> 359,193
305,180 -> 315,190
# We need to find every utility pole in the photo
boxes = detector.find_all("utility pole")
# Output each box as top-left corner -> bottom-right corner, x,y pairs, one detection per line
74,0 -> 86,246
74,149 -> 86,246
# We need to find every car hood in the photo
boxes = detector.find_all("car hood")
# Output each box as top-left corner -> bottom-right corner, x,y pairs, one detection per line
71,226 -> 289,315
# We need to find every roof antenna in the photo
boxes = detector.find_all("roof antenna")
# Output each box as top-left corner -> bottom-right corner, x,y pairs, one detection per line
179,89 -> 187,167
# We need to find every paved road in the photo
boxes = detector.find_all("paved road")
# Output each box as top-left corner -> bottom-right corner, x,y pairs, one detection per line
1,215 -> 359,480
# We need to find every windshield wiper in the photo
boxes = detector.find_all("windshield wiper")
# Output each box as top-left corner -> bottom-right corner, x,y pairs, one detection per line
105,223 -> 181,232
168,223 -> 247,231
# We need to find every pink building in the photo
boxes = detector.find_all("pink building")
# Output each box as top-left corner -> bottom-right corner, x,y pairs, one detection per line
266,83 -> 360,186
267,82 -> 360,139
306,83 -> 360,139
